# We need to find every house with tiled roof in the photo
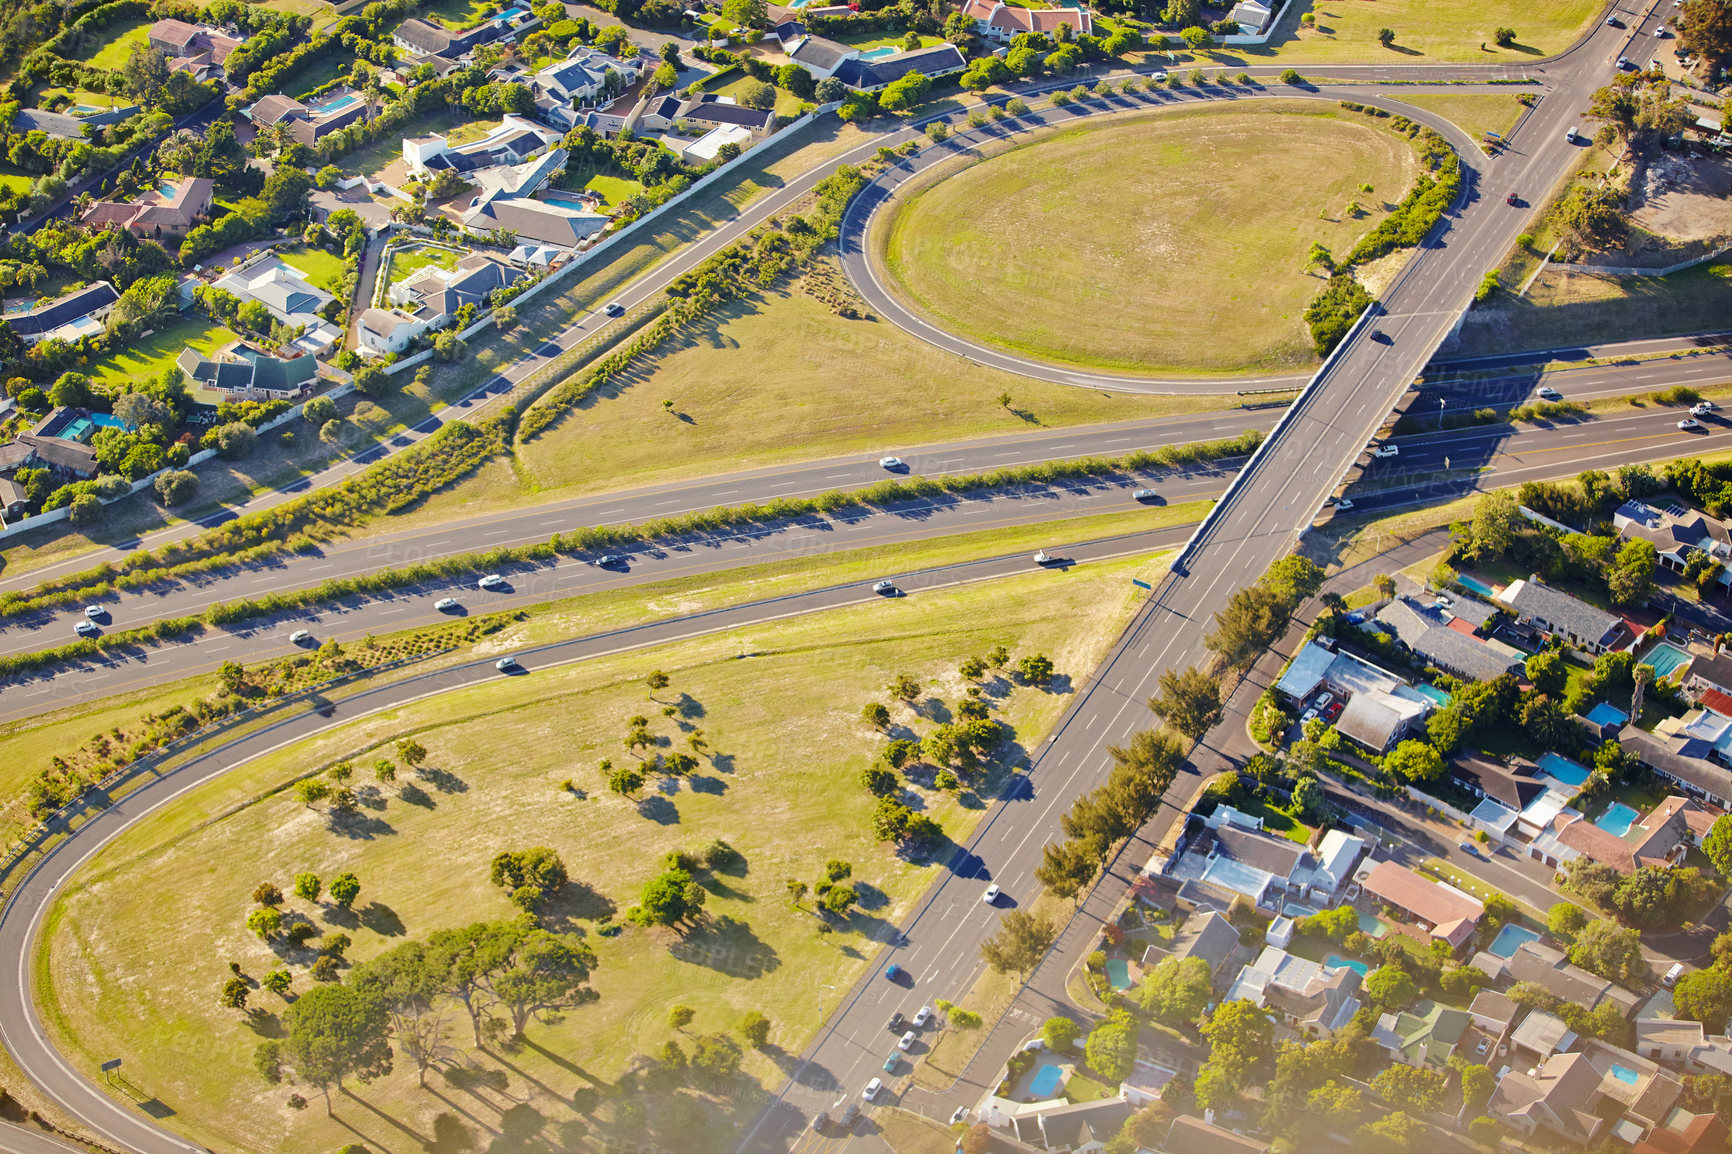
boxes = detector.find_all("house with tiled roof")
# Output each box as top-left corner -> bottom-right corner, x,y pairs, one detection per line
79,175 -> 213,240
1635,1109 -> 1731,1154
1490,1051 -> 1610,1144
213,256 -> 342,358
1226,947 -> 1362,1038
148,19 -> 241,81
1159,1115 -> 1270,1154
534,45 -> 641,104
1497,577 -> 1626,654
243,89 -> 368,147
176,342 -> 317,403
1359,860 -> 1483,949
1004,1096 -> 1133,1152
1373,1000 -> 1470,1068
1620,722 -> 1732,808
1614,500 -> 1732,586
393,9 -> 539,59
1636,1019 -> 1732,1076
961,0 -> 1094,41
1502,941 -> 1642,1019
404,115 -> 561,180
1453,753 -> 1548,813
1163,910 -> 1239,984
3,282 -> 120,346
788,34 -> 857,79
1374,594 -> 1525,681
831,44 -> 967,92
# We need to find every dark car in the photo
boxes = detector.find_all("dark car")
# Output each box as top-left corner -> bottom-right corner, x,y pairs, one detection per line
888,1012 -> 904,1031
811,1111 -> 829,1132
1369,329 -> 1392,344
839,1103 -> 859,1128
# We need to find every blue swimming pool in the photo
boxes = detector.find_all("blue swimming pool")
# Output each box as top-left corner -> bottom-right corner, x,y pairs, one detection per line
1325,954 -> 1368,976
1537,752 -> 1590,788
1357,911 -> 1390,938
1610,1064 -> 1639,1085
1456,573 -> 1497,597
1597,802 -> 1640,838
1413,683 -> 1451,706
1028,1063 -> 1065,1098
315,92 -> 360,115
857,45 -> 898,59
1487,923 -> 1541,959
1104,958 -> 1132,990
1585,701 -> 1630,729
1642,641 -> 1692,679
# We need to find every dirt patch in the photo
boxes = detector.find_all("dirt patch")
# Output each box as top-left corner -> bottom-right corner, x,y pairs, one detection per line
1631,152 -> 1732,242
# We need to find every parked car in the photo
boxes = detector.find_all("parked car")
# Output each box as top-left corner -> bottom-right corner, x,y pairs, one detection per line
862,1078 -> 883,1101
1301,707 -> 1320,724
951,1107 -> 970,1125
478,573 -> 505,589
1476,1038 -> 1491,1056
1458,841 -> 1480,857
912,1005 -> 933,1028
75,620 -> 98,636
899,1030 -> 917,1051
1369,444 -> 1399,458
811,1111 -> 829,1133
1537,386 -> 1561,400
983,884 -> 1000,903
435,597 -> 459,611
1323,701 -> 1344,722
1331,496 -> 1354,511
839,1103 -> 859,1128
496,657 -> 519,672
1314,692 -> 1334,710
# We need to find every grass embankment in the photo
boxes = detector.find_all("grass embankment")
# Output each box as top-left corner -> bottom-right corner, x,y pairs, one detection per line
40,555 -> 1166,1154
1237,0 -> 1600,63
1393,92 -> 1527,142
879,103 -> 1417,375
1457,261 -> 1732,356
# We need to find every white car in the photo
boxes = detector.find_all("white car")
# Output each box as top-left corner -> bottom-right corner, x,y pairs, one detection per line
1692,401 -> 1716,416
983,884 -> 1000,903
1149,70 -> 1168,81
879,456 -> 904,470
1679,418 -> 1703,430
435,597 -> 459,611
289,629 -> 312,644
1132,489 -> 1157,502
478,573 -> 505,589
1314,692 -> 1334,710
83,604 -> 103,619
950,1107 -> 970,1125
1301,707 -> 1320,724
862,1078 -> 883,1101
1369,444 -> 1399,458
912,1005 -> 933,1028
75,620 -> 98,636
1537,386 -> 1562,401
1331,497 -> 1354,511
496,656 -> 519,672
603,301 -> 624,316
899,1030 -> 917,1051
873,580 -> 896,594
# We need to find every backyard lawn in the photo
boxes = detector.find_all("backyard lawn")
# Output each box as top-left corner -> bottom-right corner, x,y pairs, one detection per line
278,49 -> 352,101
582,173 -> 644,206
276,245 -> 346,295
0,165 -> 31,196
881,103 -> 1419,375
40,558 -> 1155,1154
76,16 -> 152,69
86,316 -> 237,387
419,0 -> 494,27
385,242 -> 462,288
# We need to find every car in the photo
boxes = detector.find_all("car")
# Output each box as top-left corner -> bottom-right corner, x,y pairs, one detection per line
811,1111 -> 829,1133
839,1104 -> 859,1128
1652,57 -> 1666,69
912,1005 -> 933,1028
1314,692 -> 1334,710
1369,444 -> 1399,458
289,629 -> 312,644
883,1052 -> 900,1073
478,573 -> 505,589
1476,1038 -> 1491,1056
603,301 -> 624,316
879,456 -> 905,470
435,597 -> 459,611
1433,593 -> 1453,607
1617,55 -> 1635,69
983,883 -> 1000,903
951,1107 -> 970,1125
1300,707 -> 1320,724
1332,496 -> 1354,511
862,1078 -> 883,1102
1369,329 -> 1392,344
496,656 -> 519,672
1149,70 -> 1168,81
888,1012 -> 905,1031
83,604 -> 103,619
885,963 -> 903,981
873,580 -> 897,595
1680,418 -> 1704,430
1605,14 -> 1624,26
1323,701 -> 1344,722
1458,841 -> 1479,857
899,1030 -> 917,1051
1033,551 -> 1071,566
1506,191 -> 1520,206
1657,25 -> 1672,36
75,620 -> 98,636
1537,386 -> 1562,400
1132,488 -> 1157,502
593,554 -> 622,567
1693,401 -> 1716,415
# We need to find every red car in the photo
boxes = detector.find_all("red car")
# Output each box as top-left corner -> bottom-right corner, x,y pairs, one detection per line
1323,701 -> 1344,722
1506,192 -> 1519,205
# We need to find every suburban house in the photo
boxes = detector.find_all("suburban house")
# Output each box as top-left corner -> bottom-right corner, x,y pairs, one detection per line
1333,690 -> 1430,752
637,93 -> 776,140
1158,1115 -> 1270,1154
832,44 -> 968,92
783,33 -> 857,80
175,342 -> 318,403
11,435 -> 98,479
1469,989 -> 1521,1047
1301,828 -> 1369,903
1508,1008 -> 1578,1064
1495,578 -> 1626,654
1372,594 -> 1524,681
1453,753 -> 1548,813
1496,941 -> 1642,1018
392,9 -> 539,60
1490,1051 -> 1608,1144
1372,1001 -> 1470,1068
1549,794 -> 1702,874
1118,1061 -> 1176,1109
1229,0 -> 1274,34
1159,910 -> 1240,986
213,256 -> 343,357
1578,1043 -> 1685,1132
361,251 -> 522,355
1619,719 -> 1732,809
244,89 -> 369,147
1613,500 -> 1732,587
147,18 -> 241,80
403,115 -> 562,179
3,281 -> 119,346
1275,639 -> 1437,752
961,0 -> 1094,41
1636,1110 -> 1732,1154
1002,1096 -> 1134,1152
79,175 -> 214,240
1224,947 -> 1362,1038
1358,860 -> 1483,948
534,45 -> 642,104
460,188 -> 607,250
1188,824 -> 1309,909
1685,651 -> 1732,700
1636,1019 -> 1732,1076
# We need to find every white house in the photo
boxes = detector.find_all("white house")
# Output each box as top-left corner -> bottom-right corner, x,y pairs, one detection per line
213,257 -> 342,357
535,46 -> 642,105
403,115 -> 561,179
1229,0 -> 1273,34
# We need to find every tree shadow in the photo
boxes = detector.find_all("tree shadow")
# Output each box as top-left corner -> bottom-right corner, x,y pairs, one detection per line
688,774 -> 728,795
324,904 -> 361,930
342,1085 -> 431,1146
398,782 -> 436,808
426,1110 -> 481,1153
355,784 -> 389,812
670,915 -> 780,978
709,752 -> 737,775
495,1102 -> 547,1146
425,1085 -> 501,1137
420,767 -> 469,794
851,881 -> 890,912
636,795 -> 680,824
358,900 -> 407,937
518,1036 -> 614,1092
539,879 -> 616,924
244,1008 -> 284,1037
673,693 -> 705,720
325,808 -> 395,840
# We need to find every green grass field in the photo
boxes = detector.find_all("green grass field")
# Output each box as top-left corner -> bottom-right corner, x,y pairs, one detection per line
1233,0 -> 1601,63
86,315 -> 237,387
1453,261 -> 1732,358
1394,92 -> 1528,142
418,0 -> 494,28
280,50 -> 353,101
385,242 -> 462,289
0,165 -> 31,196
276,245 -> 347,295
583,173 -> 644,207
880,104 -> 1417,375
40,555 -> 1165,1154
75,16 -> 151,69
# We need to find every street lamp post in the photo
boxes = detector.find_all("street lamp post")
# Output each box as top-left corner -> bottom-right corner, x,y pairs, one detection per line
818,983 -> 837,1026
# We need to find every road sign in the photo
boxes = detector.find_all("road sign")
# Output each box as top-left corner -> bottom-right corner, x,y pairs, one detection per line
101,1058 -> 122,1072
1131,578 -> 1152,590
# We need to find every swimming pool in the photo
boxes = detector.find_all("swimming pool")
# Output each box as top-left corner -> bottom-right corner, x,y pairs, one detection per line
1028,1063 -> 1065,1099
1456,573 -> 1497,597
1325,954 -> 1368,976
1284,903 -> 1318,920
1356,911 -> 1390,938
1104,958 -> 1132,990
1610,1064 -> 1639,1085
1537,752 -> 1590,788
1584,701 -> 1630,729
1413,683 -> 1451,707
1487,923 -> 1541,959
314,92 -> 361,115
1597,802 -> 1640,838
71,103 -> 109,117
538,192 -> 591,210
1641,641 -> 1692,679
857,46 -> 898,59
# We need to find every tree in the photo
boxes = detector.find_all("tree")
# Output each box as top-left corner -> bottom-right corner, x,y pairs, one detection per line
776,62 -> 815,97
220,976 -> 250,1010
784,879 -> 807,908
1180,25 -> 1213,50
1526,650 -> 1568,698
721,0 -> 768,27
1365,965 -> 1418,1010
397,739 -> 428,769
1609,538 -> 1657,605
739,1010 -> 771,1048
328,872 -> 360,909
1085,1014 -> 1138,1081
1035,839 -> 1100,900
253,882 -> 284,907
1466,490 -> 1522,559
348,940 -> 448,1087
492,929 -> 599,1038
1148,667 -> 1223,739
247,907 -> 282,940
1674,967 -> 1732,1033
426,921 -> 522,1047
1017,653 -> 1055,686
980,910 -> 1057,977
153,468 -> 198,506
822,885 -> 857,916
860,765 -> 897,796
736,78 -> 775,110
632,868 -> 706,927
1677,0 -> 1732,75
1356,1111 -> 1425,1154
888,673 -> 921,703
1041,1016 -> 1079,1050
279,984 -> 393,1113
263,970 -> 292,997
1569,918 -> 1649,985
691,1032 -> 743,1084
1378,27 -> 1395,46
1384,739 -> 1444,784
1290,776 -> 1326,821
607,762 -> 645,797
861,702 -> 890,729
294,872 -> 321,902
1138,955 -> 1211,1026
490,847 -> 568,898
1371,1064 -> 1446,1112
669,1004 -> 696,1030
1548,901 -> 1590,938
68,493 -> 103,528
1705,815 -> 1732,876
1461,1063 -> 1496,1115
1555,181 -> 1629,255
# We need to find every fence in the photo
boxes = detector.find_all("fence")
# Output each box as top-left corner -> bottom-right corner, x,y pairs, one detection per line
1561,238 -> 1732,278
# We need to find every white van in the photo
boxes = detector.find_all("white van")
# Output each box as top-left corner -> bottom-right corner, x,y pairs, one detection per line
1662,962 -> 1685,988
1565,125 -> 1580,143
